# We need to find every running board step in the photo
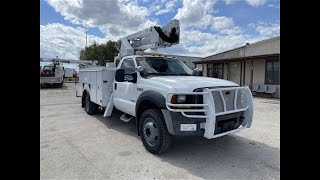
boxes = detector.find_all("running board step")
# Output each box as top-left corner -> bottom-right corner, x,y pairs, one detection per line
120,113 -> 133,122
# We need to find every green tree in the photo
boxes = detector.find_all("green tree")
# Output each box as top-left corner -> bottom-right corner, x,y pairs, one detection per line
80,40 -> 118,66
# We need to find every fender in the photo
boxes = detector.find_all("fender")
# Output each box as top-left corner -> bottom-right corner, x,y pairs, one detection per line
135,90 -> 167,135
83,83 -> 91,95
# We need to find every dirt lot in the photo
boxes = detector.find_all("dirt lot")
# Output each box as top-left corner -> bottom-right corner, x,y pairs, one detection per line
40,83 -> 280,179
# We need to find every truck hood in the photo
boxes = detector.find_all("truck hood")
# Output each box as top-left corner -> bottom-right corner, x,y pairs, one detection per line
145,76 -> 238,92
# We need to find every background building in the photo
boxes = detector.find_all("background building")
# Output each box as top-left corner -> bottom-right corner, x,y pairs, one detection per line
194,36 -> 280,98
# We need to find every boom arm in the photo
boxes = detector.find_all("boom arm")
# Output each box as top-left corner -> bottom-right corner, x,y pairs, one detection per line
115,19 -> 180,61
41,58 -> 96,64
41,58 -> 98,67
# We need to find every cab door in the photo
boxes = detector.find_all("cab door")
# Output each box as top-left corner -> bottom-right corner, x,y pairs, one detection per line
113,58 -> 137,116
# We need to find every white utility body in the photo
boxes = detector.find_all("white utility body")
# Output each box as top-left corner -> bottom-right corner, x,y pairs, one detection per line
76,67 -> 116,106
76,19 -> 253,154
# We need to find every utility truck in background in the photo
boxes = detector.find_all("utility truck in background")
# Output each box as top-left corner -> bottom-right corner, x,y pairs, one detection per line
40,58 -> 64,88
76,19 -> 254,154
40,58 -> 96,88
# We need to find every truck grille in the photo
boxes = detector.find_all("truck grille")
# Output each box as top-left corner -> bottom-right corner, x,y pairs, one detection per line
212,89 -> 247,113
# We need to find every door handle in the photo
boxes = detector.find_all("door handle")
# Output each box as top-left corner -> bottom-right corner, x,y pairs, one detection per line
114,83 -> 117,90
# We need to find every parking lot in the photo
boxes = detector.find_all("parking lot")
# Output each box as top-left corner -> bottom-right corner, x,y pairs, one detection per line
40,83 -> 280,179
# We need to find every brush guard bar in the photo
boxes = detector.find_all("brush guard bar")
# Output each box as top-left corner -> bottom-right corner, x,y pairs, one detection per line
166,87 -> 253,139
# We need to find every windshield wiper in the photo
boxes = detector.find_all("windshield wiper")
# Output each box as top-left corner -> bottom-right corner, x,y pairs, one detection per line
143,72 -> 192,76
164,73 -> 192,76
142,72 -> 165,76
176,73 -> 192,76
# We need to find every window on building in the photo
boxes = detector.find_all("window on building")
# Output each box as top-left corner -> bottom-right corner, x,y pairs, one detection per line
213,63 -> 224,79
265,57 -> 280,85
208,63 -> 213,77
207,63 -> 223,79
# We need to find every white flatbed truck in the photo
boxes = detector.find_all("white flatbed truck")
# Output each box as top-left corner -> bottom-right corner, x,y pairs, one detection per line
40,60 -> 64,88
76,19 -> 253,154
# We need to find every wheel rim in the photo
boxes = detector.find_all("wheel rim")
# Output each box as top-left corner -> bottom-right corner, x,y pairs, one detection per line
143,118 -> 159,147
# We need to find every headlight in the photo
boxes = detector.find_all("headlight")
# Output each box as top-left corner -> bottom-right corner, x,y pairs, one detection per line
170,94 -> 203,109
177,95 -> 186,103
171,95 -> 198,104
171,95 -> 187,104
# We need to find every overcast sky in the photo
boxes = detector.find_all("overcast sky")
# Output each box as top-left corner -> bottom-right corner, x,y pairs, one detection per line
40,0 -> 280,59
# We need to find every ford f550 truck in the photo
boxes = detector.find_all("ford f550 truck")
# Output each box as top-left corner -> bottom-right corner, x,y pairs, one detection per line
76,19 -> 253,154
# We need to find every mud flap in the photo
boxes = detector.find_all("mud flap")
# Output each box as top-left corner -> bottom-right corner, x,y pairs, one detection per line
103,93 -> 114,117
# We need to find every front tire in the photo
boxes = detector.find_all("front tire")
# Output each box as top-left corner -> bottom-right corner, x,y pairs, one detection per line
139,109 -> 173,154
85,94 -> 97,115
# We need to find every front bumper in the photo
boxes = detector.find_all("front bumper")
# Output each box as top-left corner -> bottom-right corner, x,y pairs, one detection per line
164,86 -> 253,139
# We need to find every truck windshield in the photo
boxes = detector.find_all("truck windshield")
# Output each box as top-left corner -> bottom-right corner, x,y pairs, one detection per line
43,66 -> 52,71
136,57 -> 193,77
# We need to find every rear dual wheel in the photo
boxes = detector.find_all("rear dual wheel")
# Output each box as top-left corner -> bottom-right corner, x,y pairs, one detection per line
85,94 -> 98,115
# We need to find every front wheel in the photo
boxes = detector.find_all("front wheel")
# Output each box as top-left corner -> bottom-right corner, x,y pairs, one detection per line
139,109 -> 173,154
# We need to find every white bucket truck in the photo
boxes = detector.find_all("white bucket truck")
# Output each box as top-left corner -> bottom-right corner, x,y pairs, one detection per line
40,59 -> 64,88
76,19 -> 253,154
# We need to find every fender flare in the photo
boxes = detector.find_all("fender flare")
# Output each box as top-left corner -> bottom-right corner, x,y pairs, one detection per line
135,90 -> 167,135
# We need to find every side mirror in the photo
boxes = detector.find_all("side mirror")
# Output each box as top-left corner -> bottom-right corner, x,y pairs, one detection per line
115,69 -> 137,83
131,72 -> 137,83
136,66 -> 144,72
192,70 -> 198,76
125,72 -> 137,83
115,69 -> 124,82
192,69 -> 203,76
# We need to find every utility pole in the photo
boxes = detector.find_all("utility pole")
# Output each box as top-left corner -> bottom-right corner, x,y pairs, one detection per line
86,26 -> 88,48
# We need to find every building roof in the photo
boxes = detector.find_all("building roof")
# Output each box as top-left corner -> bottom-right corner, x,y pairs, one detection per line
194,36 -> 280,64
144,52 -> 201,58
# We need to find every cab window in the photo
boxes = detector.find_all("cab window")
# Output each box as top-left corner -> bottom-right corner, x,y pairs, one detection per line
120,58 -> 136,74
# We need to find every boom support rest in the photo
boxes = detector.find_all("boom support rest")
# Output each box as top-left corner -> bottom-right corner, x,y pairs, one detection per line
115,19 -> 180,62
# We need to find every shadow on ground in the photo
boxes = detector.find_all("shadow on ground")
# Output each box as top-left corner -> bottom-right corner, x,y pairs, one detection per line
40,84 -> 76,91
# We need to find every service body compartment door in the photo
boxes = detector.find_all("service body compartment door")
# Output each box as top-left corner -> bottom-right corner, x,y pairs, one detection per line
78,67 -> 116,106
96,71 -> 103,106
90,71 -> 98,104
100,69 -> 116,107
76,72 -> 83,97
